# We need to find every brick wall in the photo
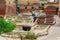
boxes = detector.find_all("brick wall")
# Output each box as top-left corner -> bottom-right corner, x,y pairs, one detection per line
0,0 -> 6,15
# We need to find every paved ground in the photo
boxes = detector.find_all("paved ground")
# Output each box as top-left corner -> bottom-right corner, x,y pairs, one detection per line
0,15 -> 60,40
37,15 -> 60,40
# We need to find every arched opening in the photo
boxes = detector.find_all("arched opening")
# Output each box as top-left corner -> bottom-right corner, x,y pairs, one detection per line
44,6 -> 58,15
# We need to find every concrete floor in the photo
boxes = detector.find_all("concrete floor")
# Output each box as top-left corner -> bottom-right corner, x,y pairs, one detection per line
0,15 -> 60,40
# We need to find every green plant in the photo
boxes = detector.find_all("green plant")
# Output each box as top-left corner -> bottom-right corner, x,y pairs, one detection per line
30,9 -> 34,13
18,32 -> 36,40
26,32 -> 36,40
0,18 -> 16,34
41,3 -> 44,10
18,32 -> 27,40
42,10 -> 44,13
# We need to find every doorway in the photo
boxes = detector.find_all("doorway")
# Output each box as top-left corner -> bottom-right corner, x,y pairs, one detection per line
45,6 -> 58,15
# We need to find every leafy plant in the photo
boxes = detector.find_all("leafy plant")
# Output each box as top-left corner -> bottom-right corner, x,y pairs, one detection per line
42,10 -> 44,13
30,9 -> 34,13
18,32 -> 27,40
41,3 -> 44,10
18,32 -> 36,40
26,32 -> 36,40
0,18 -> 16,34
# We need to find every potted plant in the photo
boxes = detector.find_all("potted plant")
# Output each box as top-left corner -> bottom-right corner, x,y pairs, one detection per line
0,18 -> 16,34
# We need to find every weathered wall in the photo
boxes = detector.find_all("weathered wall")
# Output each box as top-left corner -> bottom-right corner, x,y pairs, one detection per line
6,0 -> 16,15
0,0 -> 6,16
18,0 -> 39,5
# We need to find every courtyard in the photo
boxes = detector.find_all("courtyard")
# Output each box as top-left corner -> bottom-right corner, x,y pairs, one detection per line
0,15 -> 60,40
0,0 -> 60,40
